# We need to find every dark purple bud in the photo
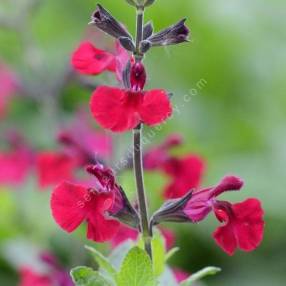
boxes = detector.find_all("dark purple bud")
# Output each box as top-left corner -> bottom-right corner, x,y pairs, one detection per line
122,60 -> 132,89
119,37 -> 136,52
140,40 -> 151,54
143,21 -> 154,39
130,61 -> 146,91
150,190 -> 193,226
147,19 -> 190,47
90,4 -> 132,40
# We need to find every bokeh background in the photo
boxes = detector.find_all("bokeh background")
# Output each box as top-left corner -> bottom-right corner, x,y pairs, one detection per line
1,0 -> 286,285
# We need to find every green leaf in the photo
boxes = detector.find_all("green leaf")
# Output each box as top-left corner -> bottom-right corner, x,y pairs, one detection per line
117,246 -> 156,286
109,240 -> 135,271
180,266 -> 221,286
85,245 -> 116,276
70,266 -> 113,286
152,231 -> 166,277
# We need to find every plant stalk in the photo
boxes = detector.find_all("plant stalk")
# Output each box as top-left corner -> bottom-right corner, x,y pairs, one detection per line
133,125 -> 152,259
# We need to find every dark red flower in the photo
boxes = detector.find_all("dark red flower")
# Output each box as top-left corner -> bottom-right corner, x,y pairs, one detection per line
153,176 -> 264,255
90,86 -> 172,132
51,164 -> 138,242
51,181 -> 120,242
163,155 -> 205,199
213,198 -> 264,255
36,152 -> 77,188
183,176 -> 264,255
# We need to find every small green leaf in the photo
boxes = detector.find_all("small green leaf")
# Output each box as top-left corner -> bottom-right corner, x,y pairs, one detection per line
85,245 -> 116,276
152,231 -> 166,277
117,246 -> 156,286
165,247 -> 180,262
180,266 -> 221,286
70,266 -> 112,286
109,240 -> 135,271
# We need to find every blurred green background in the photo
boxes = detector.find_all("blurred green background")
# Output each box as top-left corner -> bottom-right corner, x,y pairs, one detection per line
1,0 -> 286,285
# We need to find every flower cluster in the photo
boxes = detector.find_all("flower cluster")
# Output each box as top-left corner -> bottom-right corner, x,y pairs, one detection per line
49,0 -> 264,272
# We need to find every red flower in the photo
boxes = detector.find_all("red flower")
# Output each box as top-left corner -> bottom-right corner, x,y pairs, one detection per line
71,41 -> 129,80
51,181 -> 120,242
50,164 -> 136,242
163,155 -> 206,199
58,110 -> 113,164
110,224 -> 138,248
90,86 -> 172,132
71,41 -> 116,75
144,134 -> 183,170
213,198 -> 264,255
19,268 -> 52,286
183,176 -> 264,255
0,132 -> 33,186
36,152 -> 77,188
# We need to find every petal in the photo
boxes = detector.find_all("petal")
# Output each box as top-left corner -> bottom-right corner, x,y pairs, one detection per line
213,223 -> 237,255
19,268 -> 52,286
110,224 -> 138,248
87,214 -> 120,242
139,89 -> 172,126
71,41 -> 115,75
90,86 -> 141,132
213,198 -> 264,255
211,176 -> 244,197
36,152 -> 76,188
233,198 -> 264,252
51,182 -> 88,232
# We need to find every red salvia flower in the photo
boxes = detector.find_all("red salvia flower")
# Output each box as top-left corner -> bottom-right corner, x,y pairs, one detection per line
71,41 -> 116,75
183,176 -> 264,255
0,132 -> 33,186
90,86 -> 172,132
36,152 -> 77,188
19,268 -> 52,286
71,41 -> 129,79
51,181 -> 120,242
144,134 -> 183,170
163,154 -> 206,199
50,164 -> 139,242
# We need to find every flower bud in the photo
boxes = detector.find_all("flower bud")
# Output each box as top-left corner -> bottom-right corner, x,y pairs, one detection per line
147,19 -> 190,47
130,61 -> 146,91
119,37 -> 136,52
110,186 -> 140,228
90,4 -> 132,40
150,190 -> 193,226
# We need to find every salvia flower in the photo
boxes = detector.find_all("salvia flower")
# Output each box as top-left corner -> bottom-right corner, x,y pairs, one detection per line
152,176 -> 264,255
0,132 -> 33,186
51,164 -> 138,242
147,19 -> 189,47
90,4 -> 132,40
144,134 -> 183,170
90,61 -> 172,132
163,154 -> 206,199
